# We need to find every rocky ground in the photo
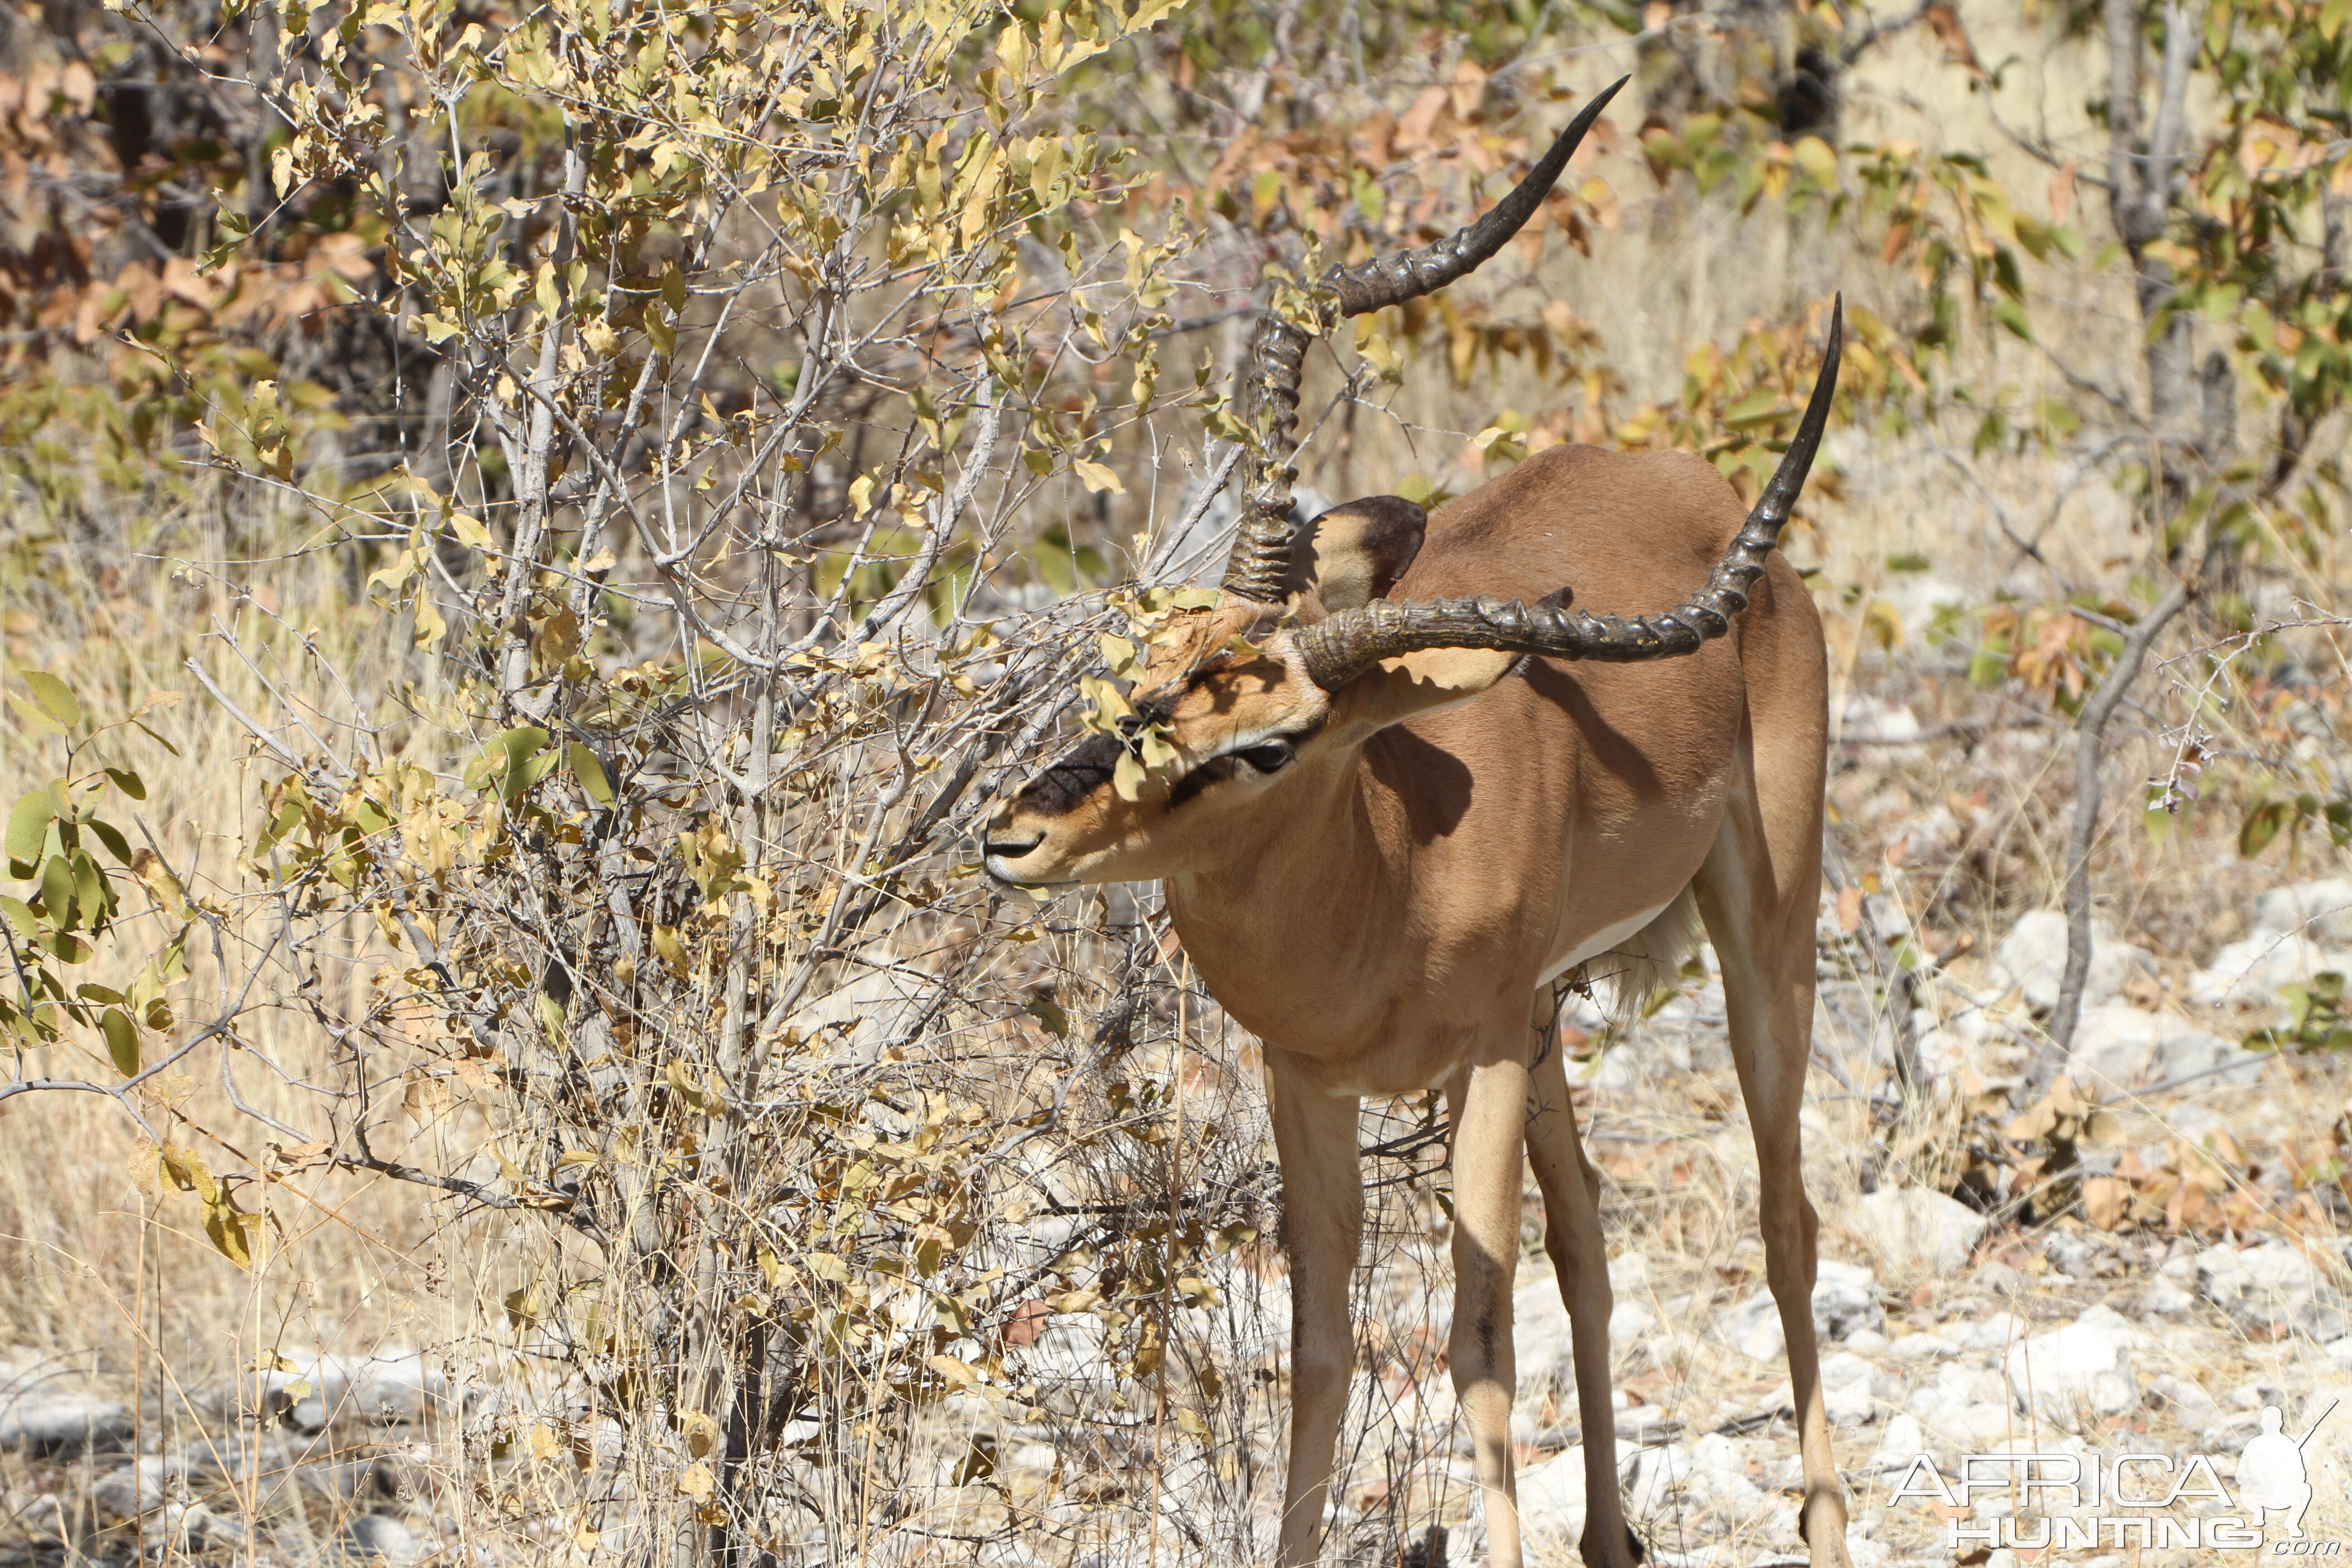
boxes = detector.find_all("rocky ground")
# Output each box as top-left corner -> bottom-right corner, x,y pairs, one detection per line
9,877 -> 2352,1567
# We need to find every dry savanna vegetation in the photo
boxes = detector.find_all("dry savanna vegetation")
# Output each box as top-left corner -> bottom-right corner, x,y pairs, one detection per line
5,0 -> 2352,1564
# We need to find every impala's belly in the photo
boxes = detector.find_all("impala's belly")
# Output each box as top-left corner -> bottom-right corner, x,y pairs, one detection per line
1539,899 -> 1673,986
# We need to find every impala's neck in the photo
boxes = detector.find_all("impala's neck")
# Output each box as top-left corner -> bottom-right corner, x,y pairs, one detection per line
1163,737 -> 1424,1056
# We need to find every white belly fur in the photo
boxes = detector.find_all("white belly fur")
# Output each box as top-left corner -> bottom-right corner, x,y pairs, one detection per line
1537,900 -> 1673,987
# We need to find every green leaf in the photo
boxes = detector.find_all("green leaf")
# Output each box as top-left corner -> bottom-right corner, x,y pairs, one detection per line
2324,0 -> 2350,40
1991,300 -> 2034,342
0,896 -> 38,940
86,819 -> 132,865
6,790 -> 56,869
566,743 -> 615,807
103,768 -> 146,801
101,1008 -> 140,1077
466,726 -> 551,790
72,852 -> 107,931
39,854 -> 76,928
21,672 -> 80,729
2241,799 -> 2290,858
7,693 -> 65,735
130,720 -> 181,758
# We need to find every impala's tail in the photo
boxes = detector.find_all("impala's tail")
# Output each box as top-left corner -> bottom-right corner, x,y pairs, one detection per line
1577,885 -> 1705,1027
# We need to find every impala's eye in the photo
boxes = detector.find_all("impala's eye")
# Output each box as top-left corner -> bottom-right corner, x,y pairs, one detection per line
1231,740 -> 1295,775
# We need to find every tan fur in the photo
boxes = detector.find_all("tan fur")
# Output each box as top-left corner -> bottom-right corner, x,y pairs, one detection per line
986,442 -> 1848,1568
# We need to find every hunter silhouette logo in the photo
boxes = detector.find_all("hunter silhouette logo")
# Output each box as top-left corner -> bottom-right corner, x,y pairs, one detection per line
2239,1400 -> 2333,1542
1889,1396 -> 2341,1553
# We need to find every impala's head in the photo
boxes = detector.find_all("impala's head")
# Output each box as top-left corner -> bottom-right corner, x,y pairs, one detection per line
982,496 -> 1533,887
984,73 -> 1845,890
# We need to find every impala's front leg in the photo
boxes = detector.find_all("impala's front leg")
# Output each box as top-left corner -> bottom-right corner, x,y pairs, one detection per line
1445,1053 -> 1531,1568
1269,1050 -> 1364,1568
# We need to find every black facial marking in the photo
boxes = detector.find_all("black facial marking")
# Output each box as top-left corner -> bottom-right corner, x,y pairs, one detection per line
1015,732 -> 1122,818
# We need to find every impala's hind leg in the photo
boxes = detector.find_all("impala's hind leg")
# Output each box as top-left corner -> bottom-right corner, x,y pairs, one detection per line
1696,784 -> 1850,1567
1442,1054 -> 1531,1568
1524,990 -> 1645,1568
1268,1049 -> 1364,1568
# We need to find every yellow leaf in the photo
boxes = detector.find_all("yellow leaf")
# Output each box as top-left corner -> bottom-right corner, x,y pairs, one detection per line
678,1410 -> 721,1458
1792,135 -> 1838,186
1070,459 -> 1124,494
677,1460 -> 715,1501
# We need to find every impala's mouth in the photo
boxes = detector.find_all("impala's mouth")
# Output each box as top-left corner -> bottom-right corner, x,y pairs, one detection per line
982,832 -> 1075,888
984,832 -> 1043,859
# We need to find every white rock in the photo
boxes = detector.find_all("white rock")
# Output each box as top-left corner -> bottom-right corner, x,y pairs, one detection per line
2191,933 -> 2352,1005
1853,1187 -> 1990,1275
1813,1260 -> 1888,1341
1623,1442 -> 1695,1514
1994,911 -> 2155,1012
2147,1374 -> 2222,1431
1689,1431 -> 1744,1485
1515,1445 -> 1592,1542
2254,878 -> 2352,943
2138,1278 -> 2196,1315
1872,1411 -> 1929,1471
1843,696 -> 1923,744
92,1458 -> 180,1518
1916,1398 -> 2022,1450
1513,1276 -> 1574,1397
2063,1004 -> 2259,1092
1609,1298 -> 1657,1341
1953,1312 -> 2028,1351
1907,1362 -> 2010,1422
1886,1331 -> 1960,1361
1820,1351 -> 1884,1427
0,1391 -> 132,1455
1720,1262 -> 1885,1362
336,1513 -> 421,1566
2004,1304 -> 2136,1421
2196,1240 -> 2346,1339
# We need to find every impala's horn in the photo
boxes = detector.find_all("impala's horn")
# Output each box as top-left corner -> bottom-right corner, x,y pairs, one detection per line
1291,297 -> 1844,689
1220,77 -> 1631,604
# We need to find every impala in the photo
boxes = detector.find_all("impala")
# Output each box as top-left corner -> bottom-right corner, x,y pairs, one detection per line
984,78 -> 1848,1568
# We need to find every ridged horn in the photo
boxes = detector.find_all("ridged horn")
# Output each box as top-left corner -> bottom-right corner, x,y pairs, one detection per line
1291,297 -> 1844,690
1220,77 -> 1632,603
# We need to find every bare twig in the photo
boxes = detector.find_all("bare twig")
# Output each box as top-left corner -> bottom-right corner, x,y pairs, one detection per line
2044,573 -> 2196,1061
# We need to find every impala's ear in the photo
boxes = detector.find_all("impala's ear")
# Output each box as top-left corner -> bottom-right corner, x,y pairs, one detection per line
1317,644 -> 1519,739
1284,496 -> 1426,612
